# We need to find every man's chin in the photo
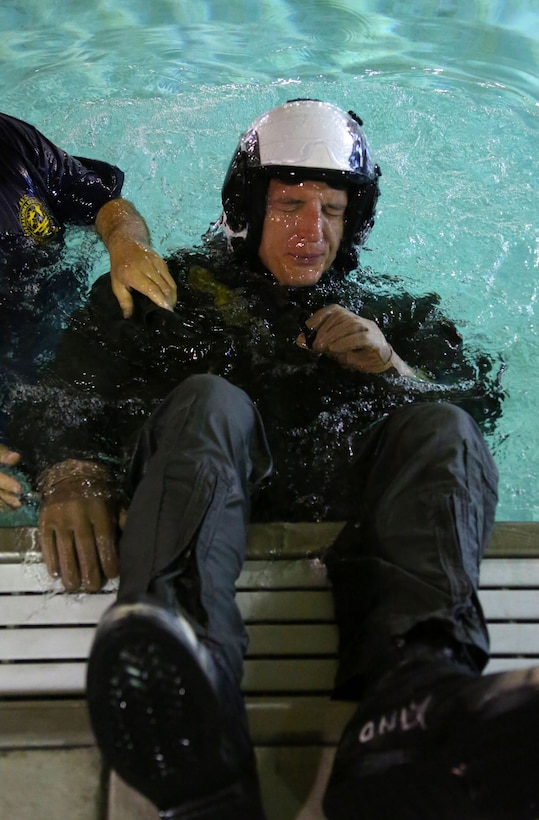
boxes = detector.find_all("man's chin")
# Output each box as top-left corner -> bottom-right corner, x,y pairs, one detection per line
275,266 -> 326,287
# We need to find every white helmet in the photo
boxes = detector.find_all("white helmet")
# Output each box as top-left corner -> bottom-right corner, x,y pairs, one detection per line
220,99 -> 381,273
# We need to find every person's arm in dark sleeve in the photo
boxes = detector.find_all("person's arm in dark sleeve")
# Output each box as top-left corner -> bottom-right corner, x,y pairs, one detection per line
51,148 -> 176,316
295,285 -> 504,430
6,113 -> 175,315
379,292 -> 489,381
7,372 -> 122,593
370,290 -> 505,429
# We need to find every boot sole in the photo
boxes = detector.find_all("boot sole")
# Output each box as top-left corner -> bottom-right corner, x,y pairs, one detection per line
86,602 -> 235,811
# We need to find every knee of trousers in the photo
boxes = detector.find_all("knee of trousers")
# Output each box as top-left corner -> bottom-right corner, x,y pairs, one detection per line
390,402 -> 494,458
156,375 -> 261,438
127,375 -> 272,496
170,373 -> 249,409
397,401 -> 474,433
154,375 -> 272,481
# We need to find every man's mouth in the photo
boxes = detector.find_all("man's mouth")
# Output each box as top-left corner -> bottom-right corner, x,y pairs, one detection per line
290,251 -> 324,266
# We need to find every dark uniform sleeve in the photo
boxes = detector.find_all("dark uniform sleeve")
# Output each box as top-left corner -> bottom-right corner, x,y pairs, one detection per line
323,277 -> 505,433
370,291 -> 505,431
375,291 -> 474,379
337,280 -> 495,382
50,154 -> 124,225
0,111 -> 124,229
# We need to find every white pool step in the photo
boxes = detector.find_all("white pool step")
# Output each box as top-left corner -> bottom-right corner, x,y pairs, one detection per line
2,521 -> 539,820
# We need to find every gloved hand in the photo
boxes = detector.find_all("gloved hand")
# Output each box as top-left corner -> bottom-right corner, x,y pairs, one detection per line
38,459 -> 120,592
0,444 -> 22,510
96,197 -> 177,318
297,304 -> 416,377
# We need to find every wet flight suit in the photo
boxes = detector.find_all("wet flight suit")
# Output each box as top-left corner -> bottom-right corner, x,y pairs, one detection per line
12,237 -> 502,693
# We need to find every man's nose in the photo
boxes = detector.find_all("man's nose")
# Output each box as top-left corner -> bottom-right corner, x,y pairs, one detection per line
296,203 -> 324,241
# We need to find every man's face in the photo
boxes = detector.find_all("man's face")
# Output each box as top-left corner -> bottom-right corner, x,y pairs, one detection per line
258,179 -> 347,287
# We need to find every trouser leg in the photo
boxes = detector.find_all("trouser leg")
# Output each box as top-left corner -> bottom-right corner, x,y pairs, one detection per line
117,374 -> 272,681
325,402 -> 498,697
89,374 -> 269,818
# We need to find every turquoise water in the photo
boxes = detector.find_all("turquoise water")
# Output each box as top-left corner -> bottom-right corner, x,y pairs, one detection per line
1,0 -> 538,520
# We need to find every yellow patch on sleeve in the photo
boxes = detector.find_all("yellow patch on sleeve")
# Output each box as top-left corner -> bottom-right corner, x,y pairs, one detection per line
19,195 -> 60,242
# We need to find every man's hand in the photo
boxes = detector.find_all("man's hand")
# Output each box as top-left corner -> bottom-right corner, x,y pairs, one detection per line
96,198 -> 177,318
0,444 -> 22,510
109,239 -> 176,319
38,460 -> 120,592
296,304 -> 416,377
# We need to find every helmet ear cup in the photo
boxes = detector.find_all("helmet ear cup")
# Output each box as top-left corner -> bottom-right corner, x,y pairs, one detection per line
350,175 -> 381,246
221,148 -> 249,234
334,172 -> 382,275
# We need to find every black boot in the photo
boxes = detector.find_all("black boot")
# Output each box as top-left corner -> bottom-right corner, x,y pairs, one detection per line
86,596 -> 266,819
323,645 -> 539,820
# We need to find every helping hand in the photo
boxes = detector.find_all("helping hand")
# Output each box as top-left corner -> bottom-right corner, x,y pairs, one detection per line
38,460 -> 120,592
110,240 -> 177,319
0,444 -> 22,510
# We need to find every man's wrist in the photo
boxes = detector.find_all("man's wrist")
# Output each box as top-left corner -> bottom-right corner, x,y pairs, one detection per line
96,198 -> 151,248
382,349 -> 424,380
38,460 -> 111,497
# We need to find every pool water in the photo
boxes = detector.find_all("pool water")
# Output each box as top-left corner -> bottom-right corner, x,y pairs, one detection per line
1,0 -> 538,521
